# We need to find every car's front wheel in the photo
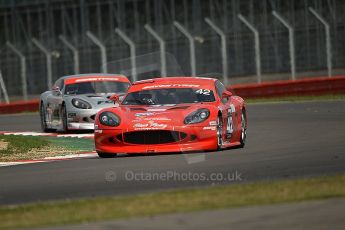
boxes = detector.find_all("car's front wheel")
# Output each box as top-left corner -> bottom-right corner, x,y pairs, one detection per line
97,151 -> 117,158
40,103 -> 51,132
61,104 -> 69,133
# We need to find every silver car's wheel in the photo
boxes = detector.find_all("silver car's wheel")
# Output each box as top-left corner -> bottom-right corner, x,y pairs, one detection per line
40,103 -> 50,132
217,115 -> 223,150
240,110 -> 247,147
61,105 -> 69,133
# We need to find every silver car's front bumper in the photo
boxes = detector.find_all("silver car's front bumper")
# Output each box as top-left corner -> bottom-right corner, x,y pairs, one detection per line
68,122 -> 94,130
67,109 -> 97,130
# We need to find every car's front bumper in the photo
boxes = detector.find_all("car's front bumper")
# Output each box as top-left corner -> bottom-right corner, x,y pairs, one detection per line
94,126 -> 218,154
67,109 -> 97,130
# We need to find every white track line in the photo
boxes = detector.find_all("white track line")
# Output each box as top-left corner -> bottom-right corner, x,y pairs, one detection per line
0,152 -> 97,167
0,132 -> 96,167
0,131 -> 94,138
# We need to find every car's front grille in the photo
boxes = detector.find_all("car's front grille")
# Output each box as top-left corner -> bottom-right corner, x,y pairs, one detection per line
119,130 -> 187,144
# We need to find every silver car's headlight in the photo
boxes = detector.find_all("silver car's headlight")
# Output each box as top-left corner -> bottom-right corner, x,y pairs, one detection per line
184,109 -> 210,124
72,98 -> 92,109
99,112 -> 121,127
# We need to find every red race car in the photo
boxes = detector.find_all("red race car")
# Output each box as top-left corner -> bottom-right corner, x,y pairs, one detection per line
94,77 -> 247,158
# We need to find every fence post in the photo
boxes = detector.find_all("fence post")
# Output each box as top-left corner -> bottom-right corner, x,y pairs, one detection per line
115,28 -> 137,82
272,11 -> 296,80
309,7 -> 332,77
32,38 -> 53,89
173,21 -> 196,76
205,18 -> 228,85
0,71 -> 10,104
144,24 -> 167,77
237,14 -> 262,83
86,31 -> 107,73
59,35 -> 80,74
6,41 -> 28,100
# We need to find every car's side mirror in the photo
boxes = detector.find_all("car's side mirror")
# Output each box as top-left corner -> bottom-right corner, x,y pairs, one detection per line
52,86 -> 62,95
222,90 -> 232,99
109,94 -> 120,104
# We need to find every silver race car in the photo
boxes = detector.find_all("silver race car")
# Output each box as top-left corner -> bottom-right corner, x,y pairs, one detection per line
39,74 -> 130,132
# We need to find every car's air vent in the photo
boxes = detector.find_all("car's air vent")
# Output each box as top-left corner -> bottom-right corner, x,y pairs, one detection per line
121,130 -> 187,144
167,106 -> 190,110
130,108 -> 147,111
87,95 -> 102,98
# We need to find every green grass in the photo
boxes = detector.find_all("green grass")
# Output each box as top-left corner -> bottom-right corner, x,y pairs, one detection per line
246,94 -> 345,104
0,135 -> 49,156
0,135 -> 94,161
45,136 -> 94,152
0,174 -> 344,229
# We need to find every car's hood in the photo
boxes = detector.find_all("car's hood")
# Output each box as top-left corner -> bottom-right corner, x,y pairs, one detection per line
64,93 -> 123,109
115,104 -> 216,127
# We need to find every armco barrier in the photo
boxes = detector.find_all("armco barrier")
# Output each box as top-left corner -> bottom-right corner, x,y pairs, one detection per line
230,76 -> 345,98
0,99 -> 39,114
0,76 -> 344,114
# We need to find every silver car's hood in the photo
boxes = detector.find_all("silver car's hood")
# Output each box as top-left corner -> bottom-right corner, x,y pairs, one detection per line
64,93 -> 121,109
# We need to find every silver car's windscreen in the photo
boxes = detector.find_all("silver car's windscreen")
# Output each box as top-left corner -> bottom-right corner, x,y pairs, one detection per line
65,81 -> 130,95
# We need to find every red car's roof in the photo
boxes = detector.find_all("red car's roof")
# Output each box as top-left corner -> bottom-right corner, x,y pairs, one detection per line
64,74 -> 129,85
130,77 -> 217,92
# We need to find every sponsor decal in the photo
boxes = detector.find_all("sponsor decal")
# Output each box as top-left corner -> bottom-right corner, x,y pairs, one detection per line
230,104 -> 236,113
147,108 -> 167,112
133,120 -> 168,130
142,84 -> 200,89
75,77 -> 119,83
135,112 -> 155,117
65,77 -> 127,85
133,117 -> 171,122
209,121 -> 217,126
226,107 -> 234,138
203,126 -> 216,130
195,89 -> 211,95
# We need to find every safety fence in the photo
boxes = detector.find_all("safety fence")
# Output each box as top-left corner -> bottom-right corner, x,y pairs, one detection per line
0,0 -> 345,103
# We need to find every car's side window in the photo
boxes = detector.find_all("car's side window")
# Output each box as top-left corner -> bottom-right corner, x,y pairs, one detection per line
53,79 -> 60,89
59,80 -> 65,92
215,81 -> 228,103
52,79 -> 64,95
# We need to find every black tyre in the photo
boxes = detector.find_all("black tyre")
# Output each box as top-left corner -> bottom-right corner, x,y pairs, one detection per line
239,109 -> 247,148
40,103 -> 51,132
97,151 -> 117,158
61,104 -> 69,133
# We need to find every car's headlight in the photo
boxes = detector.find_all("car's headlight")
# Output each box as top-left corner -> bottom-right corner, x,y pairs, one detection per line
72,98 -> 92,109
99,111 -> 121,127
184,109 -> 210,124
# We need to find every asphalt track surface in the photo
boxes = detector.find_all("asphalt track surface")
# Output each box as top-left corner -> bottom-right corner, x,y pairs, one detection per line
0,100 -> 345,205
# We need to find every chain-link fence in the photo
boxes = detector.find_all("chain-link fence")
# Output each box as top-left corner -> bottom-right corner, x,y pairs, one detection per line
0,0 -> 344,101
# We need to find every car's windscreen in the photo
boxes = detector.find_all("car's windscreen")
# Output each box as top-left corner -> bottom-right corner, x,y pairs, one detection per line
122,88 -> 215,105
64,81 -> 130,95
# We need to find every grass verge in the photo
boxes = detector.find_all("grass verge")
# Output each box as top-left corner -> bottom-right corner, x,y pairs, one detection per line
246,94 -> 345,104
0,135 -> 94,161
0,174 -> 344,229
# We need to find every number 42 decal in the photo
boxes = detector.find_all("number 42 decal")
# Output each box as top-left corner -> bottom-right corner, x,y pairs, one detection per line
195,89 -> 211,95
